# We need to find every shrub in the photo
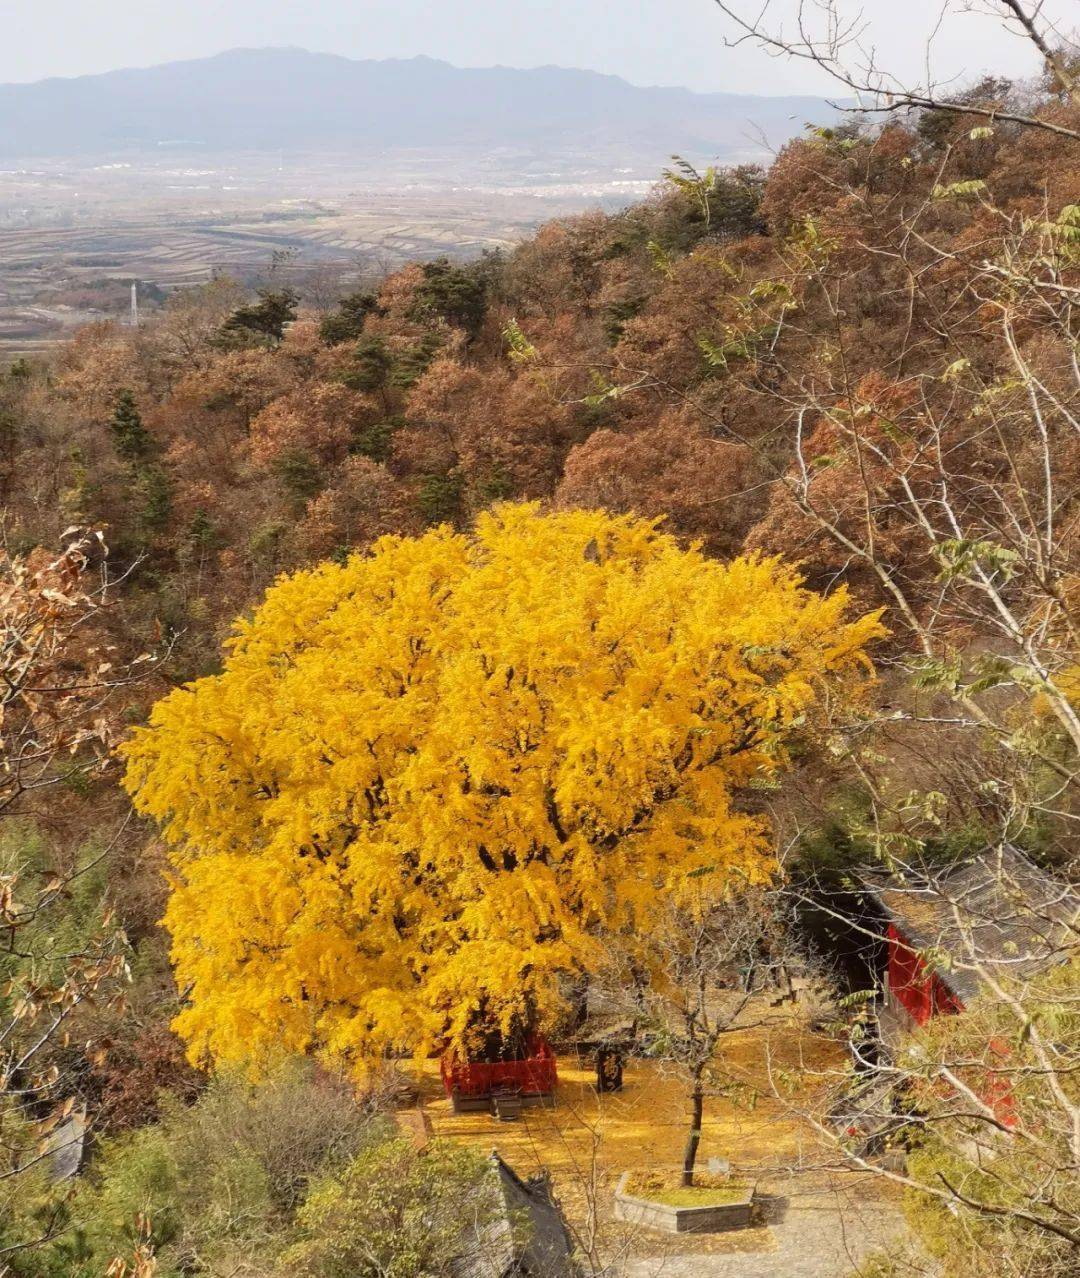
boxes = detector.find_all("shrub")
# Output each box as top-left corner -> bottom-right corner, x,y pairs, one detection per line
71,1065 -> 374,1277
218,289 -> 298,346
341,336 -> 393,393
415,469 -> 463,525
273,448 -> 324,506
286,1136 -> 496,1278
109,389 -> 152,461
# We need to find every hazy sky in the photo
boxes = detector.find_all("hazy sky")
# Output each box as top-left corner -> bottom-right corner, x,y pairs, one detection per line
1,0 -> 1076,94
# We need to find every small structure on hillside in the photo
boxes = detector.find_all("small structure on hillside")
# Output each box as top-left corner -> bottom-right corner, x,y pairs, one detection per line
827,846 -> 1077,1149
861,844 -> 1078,1050
442,1036 -> 558,1115
569,1011 -> 633,1093
454,1151 -> 577,1278
395,1105 -> 434,1150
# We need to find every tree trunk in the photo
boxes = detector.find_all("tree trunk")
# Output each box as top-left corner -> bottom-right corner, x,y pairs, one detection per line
681,1082 -> 705,1188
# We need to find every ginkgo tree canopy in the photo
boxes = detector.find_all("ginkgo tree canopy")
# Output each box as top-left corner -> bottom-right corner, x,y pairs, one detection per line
123,504 -> 883,1073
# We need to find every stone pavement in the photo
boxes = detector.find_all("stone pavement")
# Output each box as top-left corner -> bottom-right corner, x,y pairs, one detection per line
617,1185 -> 907,1278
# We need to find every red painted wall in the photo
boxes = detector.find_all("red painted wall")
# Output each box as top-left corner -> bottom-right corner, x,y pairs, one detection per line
886,923 -> 964,1024
441,1035 -> 558,1099
885,925 -> 1017,1127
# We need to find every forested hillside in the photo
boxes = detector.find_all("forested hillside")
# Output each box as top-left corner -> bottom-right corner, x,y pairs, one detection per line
5,76 -> 1077,703
2,57 -> 1079,1278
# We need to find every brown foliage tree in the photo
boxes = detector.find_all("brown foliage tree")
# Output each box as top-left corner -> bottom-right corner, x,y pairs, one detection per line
557,408 -> 760,555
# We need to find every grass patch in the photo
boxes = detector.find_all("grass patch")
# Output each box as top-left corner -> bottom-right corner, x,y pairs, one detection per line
624,1171 -> 752,1207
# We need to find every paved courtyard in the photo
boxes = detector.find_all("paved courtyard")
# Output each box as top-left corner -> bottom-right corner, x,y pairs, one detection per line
616,1181 -> 906,1277
417,1022 -> 911,1277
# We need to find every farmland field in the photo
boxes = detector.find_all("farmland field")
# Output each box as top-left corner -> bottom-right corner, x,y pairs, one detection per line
0,148 -> 653,353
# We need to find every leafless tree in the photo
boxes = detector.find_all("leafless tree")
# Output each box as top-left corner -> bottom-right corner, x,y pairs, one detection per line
710,1 -> 1080,143
593,885 -> 798,1186
1,532 -> 157,1263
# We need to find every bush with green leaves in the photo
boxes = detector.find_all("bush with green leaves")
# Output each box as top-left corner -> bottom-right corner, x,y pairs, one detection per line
390,333 -> 443,389
109,390 -> 152,462
285,1136 -> 497,1278
0,1125 -> 84,1278
132,464 -> 172,534
415,470 -> 463,526
341,335 -> 394,395
408,258 -> 490,338
0,826 -> 122,1278
56,1065 -> 374,1277
272,448 -> 324,508
15,1068 -> 503,1278
351,416 -> 401,464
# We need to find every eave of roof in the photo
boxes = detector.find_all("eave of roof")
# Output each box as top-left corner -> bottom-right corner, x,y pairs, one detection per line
859,844 -> 1079,1004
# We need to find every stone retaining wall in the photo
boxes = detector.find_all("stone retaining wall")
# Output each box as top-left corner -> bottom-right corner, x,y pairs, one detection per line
613,1173 -> 755,1234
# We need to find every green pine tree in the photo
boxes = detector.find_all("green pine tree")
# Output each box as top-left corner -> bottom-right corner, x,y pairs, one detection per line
110,390 -> 152,461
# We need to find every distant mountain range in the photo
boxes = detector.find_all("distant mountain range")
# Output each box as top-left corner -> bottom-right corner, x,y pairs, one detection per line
0,47 -> 839,162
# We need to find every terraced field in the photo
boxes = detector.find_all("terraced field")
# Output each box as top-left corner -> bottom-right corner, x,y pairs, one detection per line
0,150 -> 651,353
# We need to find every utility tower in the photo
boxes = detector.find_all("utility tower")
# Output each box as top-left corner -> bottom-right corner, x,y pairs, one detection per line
130,282 -> 139,327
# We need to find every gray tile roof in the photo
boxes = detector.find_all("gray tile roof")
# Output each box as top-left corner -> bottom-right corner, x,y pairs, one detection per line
862,844 -> 1079,1003
454,1150 -> 577,1278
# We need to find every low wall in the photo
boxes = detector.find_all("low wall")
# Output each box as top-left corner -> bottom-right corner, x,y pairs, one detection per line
613,1173 -> 755,1234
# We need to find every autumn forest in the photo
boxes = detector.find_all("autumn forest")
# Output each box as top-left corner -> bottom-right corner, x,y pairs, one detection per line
2,18 -> 1080,1278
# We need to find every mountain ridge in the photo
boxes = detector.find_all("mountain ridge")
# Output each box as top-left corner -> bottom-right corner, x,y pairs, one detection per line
0,46 -> 838,160
2,46 -> 816,104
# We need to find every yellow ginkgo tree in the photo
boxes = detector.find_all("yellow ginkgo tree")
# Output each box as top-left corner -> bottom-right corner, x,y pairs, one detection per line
122,504 -> 883,1075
